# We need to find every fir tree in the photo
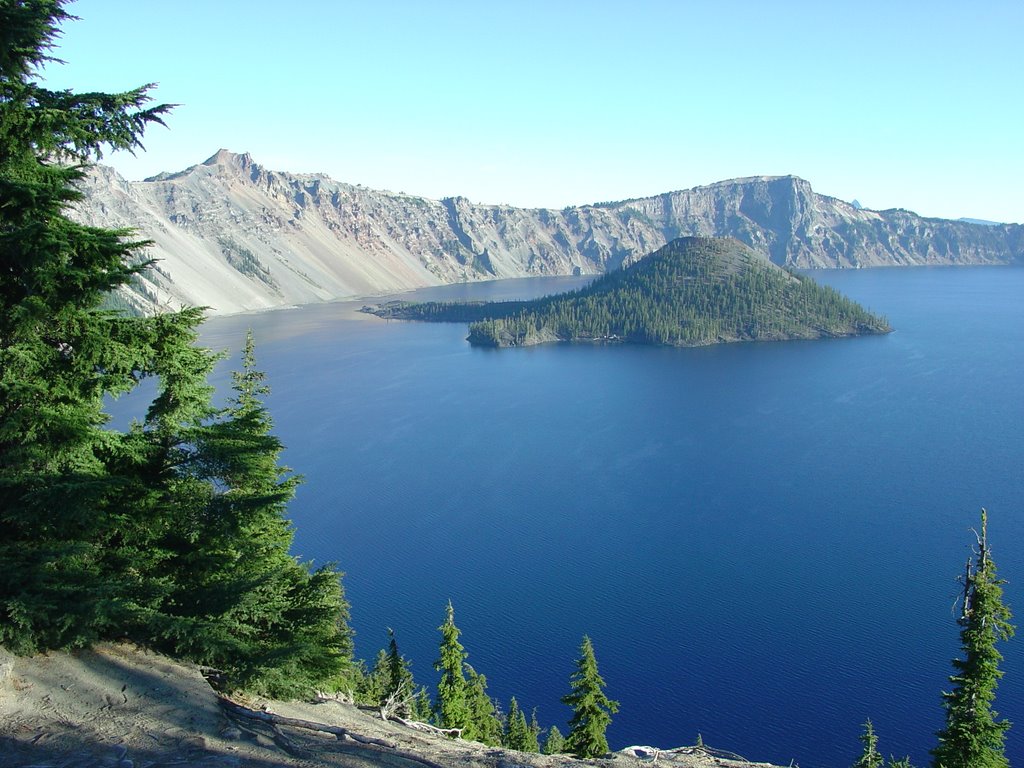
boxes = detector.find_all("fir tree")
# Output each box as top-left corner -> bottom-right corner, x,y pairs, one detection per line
386,628 -> 414,701
145,330 -> 352,696
528,709 -> 542,753
361,648 -> 391,705
434,601 -> 470,731
0,0 -> 172,652
0,4 -> 352,697
932,510 -> 1015,768
504,696 -> 533,751
562,635 -> 619,758
367,627 -> 425,718
852,720 -> 883,768
464,665 -> 503,745
543,725 -> 566,755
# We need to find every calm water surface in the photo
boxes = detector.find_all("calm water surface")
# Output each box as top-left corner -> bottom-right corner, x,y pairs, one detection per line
184,268 -> 1023,768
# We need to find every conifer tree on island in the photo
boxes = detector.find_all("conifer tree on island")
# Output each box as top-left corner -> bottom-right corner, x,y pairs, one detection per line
562,635 -> 619,758
931,510 -> 1014,768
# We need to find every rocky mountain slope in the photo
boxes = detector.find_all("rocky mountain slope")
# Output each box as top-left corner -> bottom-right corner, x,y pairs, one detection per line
72,150 -> 1023,315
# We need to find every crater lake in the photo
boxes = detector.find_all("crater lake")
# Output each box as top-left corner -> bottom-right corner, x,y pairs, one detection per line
113,266 -> 1024,768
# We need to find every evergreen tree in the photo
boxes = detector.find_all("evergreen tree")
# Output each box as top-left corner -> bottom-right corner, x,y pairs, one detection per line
0,0 -> 173,652
528,709 -> 542,753
0,4 -> 352,698
434,601 -> 470,731
504,696 -> 532,751
562,635 -> 619,758
932,510 -> 1015,768
139,330 -> 351,696
386,628 -> 415,702
361,648 -> 391,705
464,665 -> 502,745
363,627 -> 425,718
543,725 -> 566,755
852,720 -> 883,768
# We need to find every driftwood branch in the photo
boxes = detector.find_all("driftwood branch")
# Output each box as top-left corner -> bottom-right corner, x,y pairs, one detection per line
392,716 -> 463,739
379,679 -> 412,721
219,698 -> 396,748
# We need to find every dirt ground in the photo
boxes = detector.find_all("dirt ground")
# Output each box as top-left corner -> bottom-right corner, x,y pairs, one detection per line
0,643 -> 784,768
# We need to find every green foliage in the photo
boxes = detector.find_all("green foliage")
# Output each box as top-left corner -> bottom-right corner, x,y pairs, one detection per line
562,635 -> 619,758
218,237 -> 277,289
464,665 -> 503,745
931,510 -> 1014,768
504,696 -> 536,752
0,0 -> 174,654
386,629 -> 414,702
853,720 -> 884,768
0,3 -> 352,698
374,237 -> 891,348
431,603 -> 502,743
543,725 -> 566,755
360,649 -> 391,705
434,601 -> 470,730
358,629 -> 428,719
848,720 -> 916,767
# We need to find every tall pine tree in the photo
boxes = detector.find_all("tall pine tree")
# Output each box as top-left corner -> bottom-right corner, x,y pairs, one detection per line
164,330 -> 352,696
931,510 -> 1014,768
464,665 -> 502,745
562,635 -> 619,758
0,0 -> 172,652
434,601 -> 470,731
0,3 -> 352,698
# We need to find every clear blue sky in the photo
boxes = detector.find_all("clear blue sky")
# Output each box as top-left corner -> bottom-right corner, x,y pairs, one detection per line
41,0 -> 1023,222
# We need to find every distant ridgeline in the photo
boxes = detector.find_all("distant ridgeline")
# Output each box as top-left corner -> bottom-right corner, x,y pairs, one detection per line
366,237 -> 892,348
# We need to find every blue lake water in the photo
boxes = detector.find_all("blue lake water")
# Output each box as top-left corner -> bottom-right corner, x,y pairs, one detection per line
154,267 -> 1022,767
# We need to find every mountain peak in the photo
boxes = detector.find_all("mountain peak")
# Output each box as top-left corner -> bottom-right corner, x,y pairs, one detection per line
203,149 -> 254,169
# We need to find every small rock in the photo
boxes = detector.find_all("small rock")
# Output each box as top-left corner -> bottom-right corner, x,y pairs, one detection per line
220,726 -> 243,740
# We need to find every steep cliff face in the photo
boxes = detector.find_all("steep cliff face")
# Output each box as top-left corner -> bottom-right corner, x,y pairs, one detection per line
615,176 -> 1023,268
73,151 -> 1022,315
